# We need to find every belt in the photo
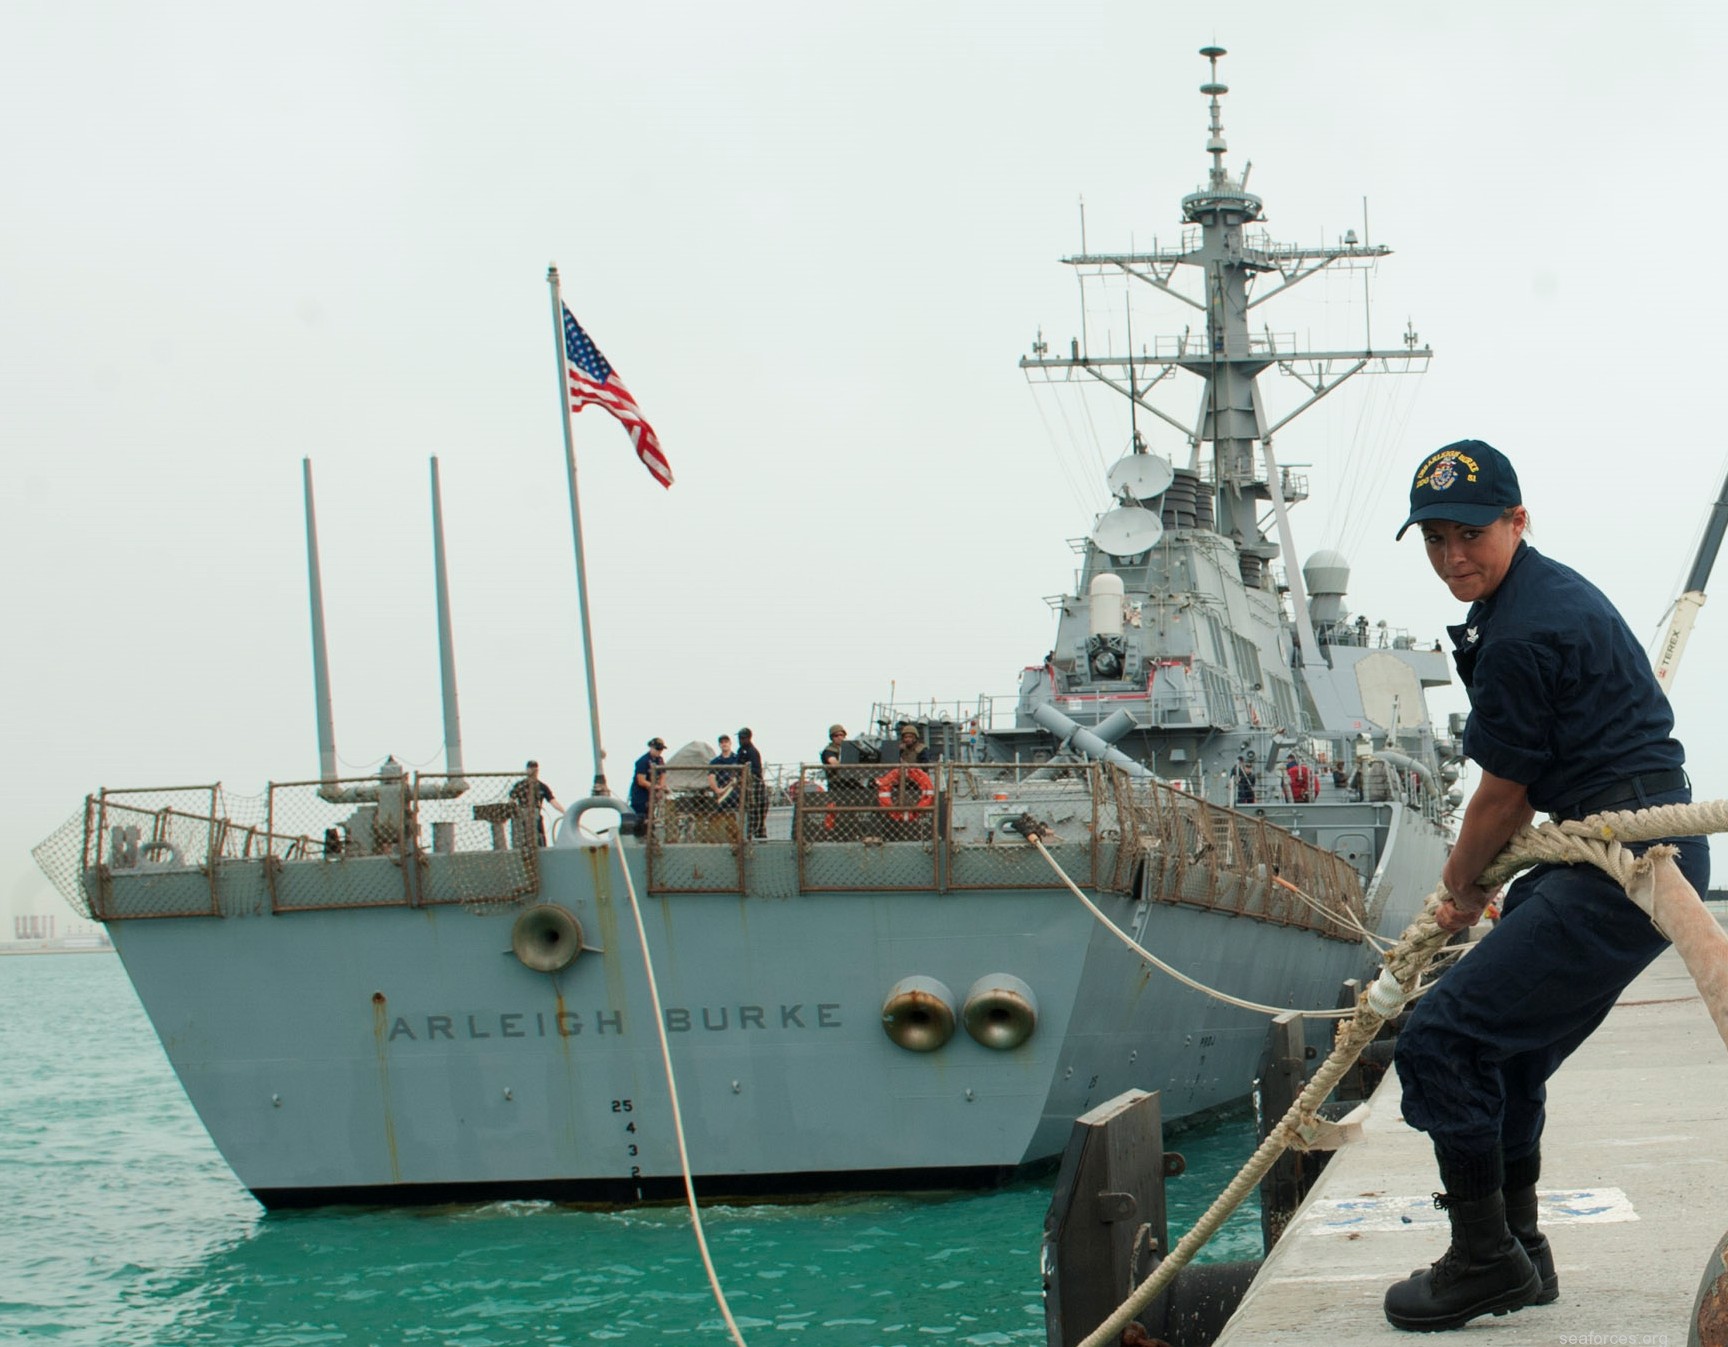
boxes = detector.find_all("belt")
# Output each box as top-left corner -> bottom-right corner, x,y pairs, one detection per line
1555,768 -> 1688,821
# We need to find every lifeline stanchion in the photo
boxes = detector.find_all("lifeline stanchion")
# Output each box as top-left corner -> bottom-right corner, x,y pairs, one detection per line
1037,796 -> 1728,1347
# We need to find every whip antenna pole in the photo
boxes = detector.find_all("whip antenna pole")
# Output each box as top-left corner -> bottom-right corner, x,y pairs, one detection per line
302,458 -> 340,788
429,457 -> 466,782
547,264 -> 611,796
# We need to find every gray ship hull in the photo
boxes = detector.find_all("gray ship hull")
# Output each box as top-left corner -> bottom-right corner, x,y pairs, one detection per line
95,805 -> 1442,1207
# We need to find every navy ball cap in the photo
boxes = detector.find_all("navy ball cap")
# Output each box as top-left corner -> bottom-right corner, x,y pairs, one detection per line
1395,439 -> 1521,540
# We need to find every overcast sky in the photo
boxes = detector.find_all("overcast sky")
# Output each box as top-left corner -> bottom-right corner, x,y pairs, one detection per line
7,1 -> 1728,920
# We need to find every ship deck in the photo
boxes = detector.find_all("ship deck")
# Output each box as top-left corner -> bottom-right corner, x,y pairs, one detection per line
1214,915 -> 1728,1345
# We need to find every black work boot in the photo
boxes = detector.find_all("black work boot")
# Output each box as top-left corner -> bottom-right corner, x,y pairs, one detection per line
1422,1185 -> 1556,1300
1384,1191 -> 1541,1331
1503,1184 -> 1558,1304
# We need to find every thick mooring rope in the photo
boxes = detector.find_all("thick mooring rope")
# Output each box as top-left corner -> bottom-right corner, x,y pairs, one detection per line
1053,798 -> 1728,1347
610,842 -> 752,1347
1034,853 -> 1378,1019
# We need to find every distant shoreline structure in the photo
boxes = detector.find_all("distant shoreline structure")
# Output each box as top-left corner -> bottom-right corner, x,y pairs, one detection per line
1,936 -> 113,956
6,909 -> 112,955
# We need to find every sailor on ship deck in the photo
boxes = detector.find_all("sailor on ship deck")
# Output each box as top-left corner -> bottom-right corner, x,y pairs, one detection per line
708,734 -> 738,808
508,760 -> 561,847
735,728 -> 767,838
896,725 -> 931,764
630,738 -> 667,821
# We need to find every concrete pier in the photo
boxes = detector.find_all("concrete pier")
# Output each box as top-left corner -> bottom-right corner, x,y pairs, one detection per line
1216,930 -> 1727,1344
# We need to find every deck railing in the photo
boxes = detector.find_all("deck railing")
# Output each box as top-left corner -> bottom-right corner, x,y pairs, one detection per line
639,762 -> 1365,938
33,772 -> 546,920
33,763 -> 1366,938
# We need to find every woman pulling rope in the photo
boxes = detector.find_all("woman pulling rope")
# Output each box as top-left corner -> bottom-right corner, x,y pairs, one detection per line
1060,803 -> 1728,1347
1383,440 -> 1710,1332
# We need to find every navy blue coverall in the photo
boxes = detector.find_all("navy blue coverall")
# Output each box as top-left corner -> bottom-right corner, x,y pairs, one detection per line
1395,542 -> 1708,1168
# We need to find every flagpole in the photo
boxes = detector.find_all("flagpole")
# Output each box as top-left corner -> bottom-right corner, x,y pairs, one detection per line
547,264 -> 611,798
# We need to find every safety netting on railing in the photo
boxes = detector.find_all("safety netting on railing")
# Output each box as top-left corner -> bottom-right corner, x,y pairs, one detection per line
31,771 -> 545,921
638,760 -> 1123,895
645,767 -> 750,893
943,766 -> 1110,891
30,786 -> 315,921
90,787 -> 231,919
30,804 -> 94,917
265,773 -> 538,911
1107,767 -> 1365,940
794,764 -> 941,892
264,775 -> 414,911
410,772 -> 541,908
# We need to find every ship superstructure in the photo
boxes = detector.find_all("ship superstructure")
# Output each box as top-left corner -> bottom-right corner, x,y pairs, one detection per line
979,46 -> 1451,807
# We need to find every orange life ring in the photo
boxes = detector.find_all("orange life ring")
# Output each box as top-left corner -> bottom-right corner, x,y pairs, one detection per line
876,767 -> 936,822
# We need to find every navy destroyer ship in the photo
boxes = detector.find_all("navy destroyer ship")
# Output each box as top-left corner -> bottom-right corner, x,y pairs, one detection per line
34,49 -> 1456,1208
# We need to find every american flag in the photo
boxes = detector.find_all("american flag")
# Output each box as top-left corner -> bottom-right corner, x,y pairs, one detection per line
561,305 -> 672,488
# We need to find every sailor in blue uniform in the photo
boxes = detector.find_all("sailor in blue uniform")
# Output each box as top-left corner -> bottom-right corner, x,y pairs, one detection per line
630,738 -> 667,819
1383,439 -> 1708,1332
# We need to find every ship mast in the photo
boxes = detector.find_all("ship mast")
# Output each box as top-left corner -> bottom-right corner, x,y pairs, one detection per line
1021,46 -> 1430,611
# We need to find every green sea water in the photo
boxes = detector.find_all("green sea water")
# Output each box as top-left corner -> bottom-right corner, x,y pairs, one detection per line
0,956 -> 1263,1346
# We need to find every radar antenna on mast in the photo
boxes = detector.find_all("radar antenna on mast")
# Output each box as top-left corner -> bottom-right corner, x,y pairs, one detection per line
1199,45 -> 1230,188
